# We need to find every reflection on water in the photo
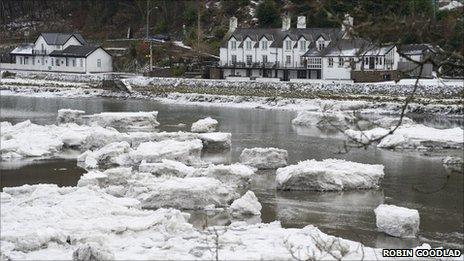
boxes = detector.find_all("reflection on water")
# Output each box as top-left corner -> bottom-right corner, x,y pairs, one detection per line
0,94 -> 462,250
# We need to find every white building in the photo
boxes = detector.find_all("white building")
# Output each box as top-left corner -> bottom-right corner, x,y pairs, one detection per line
0,32 -> 112,73
218,15 -> 399,82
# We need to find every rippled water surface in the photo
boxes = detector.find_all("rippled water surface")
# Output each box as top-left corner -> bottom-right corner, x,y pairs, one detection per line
1,94 -> 463,250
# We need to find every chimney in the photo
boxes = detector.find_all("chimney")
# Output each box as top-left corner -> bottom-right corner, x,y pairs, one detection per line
229,17 -> 238,32
297,16 -> 306,29
341,13 -> 353,38
282,15 -> 290,31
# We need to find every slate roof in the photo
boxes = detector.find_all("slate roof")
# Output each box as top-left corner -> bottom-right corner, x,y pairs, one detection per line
49,45 -> 103,58
397,44 -> 442,55
39,33 -> 87,45
220,27 -> 342,48
10,43 -> 34,55
304,38 -> 394,57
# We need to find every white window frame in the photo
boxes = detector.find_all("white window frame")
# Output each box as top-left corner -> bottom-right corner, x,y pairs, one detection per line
300,40 -> 306,51
246,55 -> 252,65
97,59 -> 102,68
246,41 -> 252,50
328,57 -> 333,67
262,55 -> 268,63
261,40 -> 268,50
80,58 -> 83,67
338,57 -> 344,67
231,55 -> 237,64
285,55 -> 291,65
285,40 -> 292,51
230,40 -> 237,50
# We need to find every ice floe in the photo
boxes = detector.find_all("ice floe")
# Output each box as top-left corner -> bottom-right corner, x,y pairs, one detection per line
139,159 -> 195,178
240,147 -> 288,169
229,191 -> 262,217
197,132 -> 232,150
191,117 -> 218,133
82,111 -> 160,131
276,159 -> 385,191
374,204 -> 420,238
442,156 -> 463,173
292,111 -> 353,126
56,109 -> 85,125
373,116 -> 415,129
192,163 -> 256,188
77,141 -> 131,169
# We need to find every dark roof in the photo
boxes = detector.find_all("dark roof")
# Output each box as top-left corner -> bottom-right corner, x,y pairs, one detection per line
39,33 -> 87,45
220,27 -> 342,48
304,38 -> 394,57
49,45 -> 104,58
397,44 -> 442,55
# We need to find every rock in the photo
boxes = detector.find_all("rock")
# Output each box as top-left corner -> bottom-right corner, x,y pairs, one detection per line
83,111 -> 159,131
275,159 -> 385,191
442,156 -> 463,173
139,159 -> 195,178
128,139 -> 203,166
191,117 -> 218,133
291,111 -> 353,127
229,191 -> 262,217
374,204 -> 420,238
72,242 -> 115,261
57,109 -> 86,125
197,132 -> 231,150
239,147 -> 288,169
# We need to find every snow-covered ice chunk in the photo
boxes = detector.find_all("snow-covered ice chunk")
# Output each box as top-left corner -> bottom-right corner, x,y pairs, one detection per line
192,163 -> 256,188
276,159 -> 385,191
229,191 -> 262,217
129,139 -> 203,165
373,116 -> 414,129
139,159 -> 195,177
72,242 -> 114,261
292,111 -> 353,126
56,109 -> 85,125
197,132 -> 231,150
374,204 -> 420,238
77,142 -> 131,169
191,117 -> 218,133
240,147 -> 288,169
77,170 -> 108,187
443,156 -> 463,173
83,111 -> 159,131
136,177 -> 238,209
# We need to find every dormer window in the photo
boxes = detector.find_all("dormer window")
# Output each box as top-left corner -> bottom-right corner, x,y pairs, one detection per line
300,40 -> 306,51
318,41 -> 325,50
262,40 -> 268,50
230,41 -> 237,50
246,41 -> 252,50
285,40 -> 292,51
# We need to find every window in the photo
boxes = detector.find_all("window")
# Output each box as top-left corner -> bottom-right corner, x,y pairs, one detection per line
375,57 -> 379,65
338,57 -> 344,67
300,40 -> 306,51
379,57 -> 382,65
246,41 -> 252,50
230,41 -> 237,50
328,58 -> 333,67
300,56 -> 305,66
246,55 -> 252,65
19,57 -> 23,64
285,40 -> 292,51
41,44 -> 44,50
231,55 -> 237,64
65,58 -> 69,66
285,55 -> 291,65
80,58 -> 83,67
97,59 -> 102,68
37,59 -> 40,64
364,57 -> 368,64
262,55 -> 268,63
261,41 -> 268,50
24,57 -> 29,65
56,58 -> 60,66
318,41 -> 325,50
51,58 -> 54,66
307,58 -> 322,69
72,59 -> 76,67
32,58 -> 35,65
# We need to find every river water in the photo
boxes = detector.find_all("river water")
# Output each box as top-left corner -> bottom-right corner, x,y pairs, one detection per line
1,94 -> 463,250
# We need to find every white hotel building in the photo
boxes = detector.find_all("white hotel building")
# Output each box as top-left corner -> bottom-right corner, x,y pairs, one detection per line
218,15 -> 400,82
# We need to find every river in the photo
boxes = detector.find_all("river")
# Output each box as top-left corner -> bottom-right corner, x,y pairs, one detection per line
1,94 -> 463,250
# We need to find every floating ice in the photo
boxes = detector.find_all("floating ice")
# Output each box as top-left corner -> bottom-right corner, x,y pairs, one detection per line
129,139 -> 203,165
191,117 -> 218,133
197,132 -> 231,150
292,111 -> 353,126
240,147 -> 288,169
83,111 -> 159,131
229,191 -> 262,217
139,159 -> 195,178
276,159 -> 385,191
77,142 -> 131,169
373,116 -> 414,129
192,163 -> 256,188
374,204 -> 420,238
56,109 -> 85,125
442,156 -> 463,173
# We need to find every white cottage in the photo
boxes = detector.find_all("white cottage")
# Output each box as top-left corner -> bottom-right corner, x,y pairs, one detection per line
1,32 -> 112,73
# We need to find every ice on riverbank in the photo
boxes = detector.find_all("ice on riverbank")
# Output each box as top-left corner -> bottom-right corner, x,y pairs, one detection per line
229,191 -> 262,217
56,109 -> 85,125
276,159 -> 385,191
83,111 -> 160,131
191,117 -> 218,133
374,204 -> 420,238
240,147 -> 288,169
292,111 -> 353,127
373,116 -> 415,129
345,124 -> 464,149
443,156 -> 464,173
